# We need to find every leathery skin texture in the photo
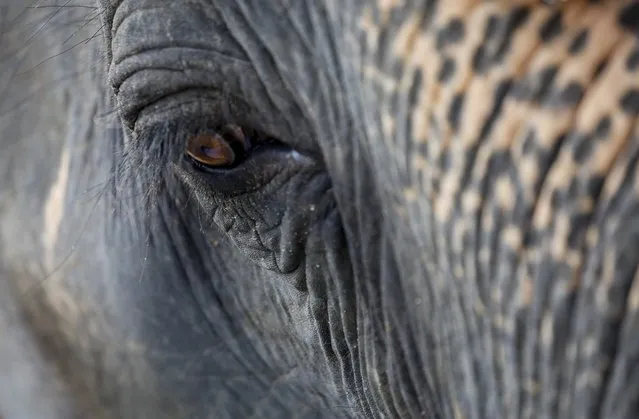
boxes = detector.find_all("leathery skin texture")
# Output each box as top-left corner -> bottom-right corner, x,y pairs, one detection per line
0,0 -> 638,418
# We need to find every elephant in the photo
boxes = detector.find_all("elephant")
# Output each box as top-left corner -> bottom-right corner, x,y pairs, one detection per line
1,0 -> 639,417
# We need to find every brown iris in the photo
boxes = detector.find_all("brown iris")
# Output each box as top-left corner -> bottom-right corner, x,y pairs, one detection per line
185,125 -> 251,168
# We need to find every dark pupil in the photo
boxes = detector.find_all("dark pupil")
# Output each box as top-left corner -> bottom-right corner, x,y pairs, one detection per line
227,134 -> 251,158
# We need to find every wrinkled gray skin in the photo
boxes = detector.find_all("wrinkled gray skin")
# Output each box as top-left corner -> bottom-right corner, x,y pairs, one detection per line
1,0 -> 639,418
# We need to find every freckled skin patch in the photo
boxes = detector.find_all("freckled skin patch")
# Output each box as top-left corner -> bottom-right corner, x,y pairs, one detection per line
594,116 -> 612,138
360,0 -> 639,417
378,0 -> 404,18
502,224 -> 523,250
435,18 -> 465,51
539,10 -> 563,43
627,45 -> 639,71
629,265 -> 639,312
438,56 -> 457,83
621,89 -> 639,116
619,2 -> 639,34
568,28 -> 589,55
495,175 -> 516,211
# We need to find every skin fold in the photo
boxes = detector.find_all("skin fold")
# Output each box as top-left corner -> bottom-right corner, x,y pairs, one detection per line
0,0 -> 638,417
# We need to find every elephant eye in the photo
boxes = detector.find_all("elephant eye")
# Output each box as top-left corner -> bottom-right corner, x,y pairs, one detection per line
185,125 -> 252,168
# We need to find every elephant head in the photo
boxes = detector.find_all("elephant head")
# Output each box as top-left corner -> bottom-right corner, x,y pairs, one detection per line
1,0 -> 638,417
